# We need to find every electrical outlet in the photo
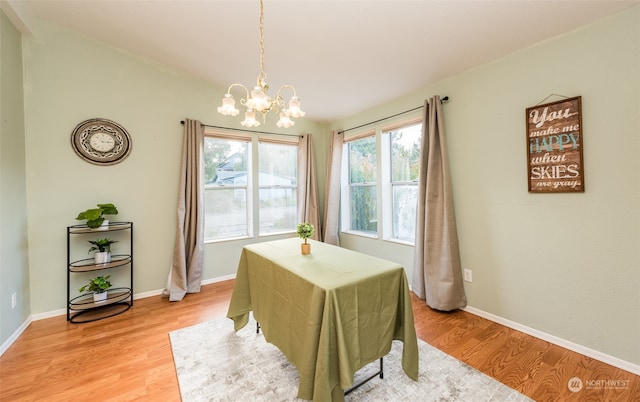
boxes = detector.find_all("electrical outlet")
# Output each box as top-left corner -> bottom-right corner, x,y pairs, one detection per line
463,269 -> 473,282
11,292 -> 17,309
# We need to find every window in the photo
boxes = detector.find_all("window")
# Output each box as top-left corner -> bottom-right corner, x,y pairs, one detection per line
204,136 -> 251,241
204,134 -> 298,241
258,141 -> 298,235
386,122 -> 421,242
340,120 -> 422,243
345,134 -> 377,234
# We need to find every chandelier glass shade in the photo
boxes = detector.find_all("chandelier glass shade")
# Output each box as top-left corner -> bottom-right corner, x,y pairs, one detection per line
217,0 -> 305,128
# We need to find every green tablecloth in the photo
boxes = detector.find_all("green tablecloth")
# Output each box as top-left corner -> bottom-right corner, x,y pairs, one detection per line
226,238 -> 419,401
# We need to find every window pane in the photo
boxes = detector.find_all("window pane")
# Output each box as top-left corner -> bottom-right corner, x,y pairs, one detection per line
391,124 -> 421,182
259,188 -> 297,234
349,137 -> 376,184
204,137 -> 249,240
392,185 -> 417,242
258,141 -> 298,235
350,185 -> 377,233
259,142 -> 298,185
205,138 -> 248,185
204,188 -> 248,239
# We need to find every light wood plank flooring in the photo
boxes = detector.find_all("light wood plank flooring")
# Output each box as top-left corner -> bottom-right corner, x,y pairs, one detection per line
1,280 -> 638,401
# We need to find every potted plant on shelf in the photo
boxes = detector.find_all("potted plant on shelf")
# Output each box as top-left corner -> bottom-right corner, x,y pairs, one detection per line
75,203 -> 119,229
79,275 -> 112,303
88,238 -> 118,264
297,222 -> 315,255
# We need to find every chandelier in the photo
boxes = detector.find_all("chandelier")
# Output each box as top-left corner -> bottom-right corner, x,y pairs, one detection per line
217,0 -> 305,128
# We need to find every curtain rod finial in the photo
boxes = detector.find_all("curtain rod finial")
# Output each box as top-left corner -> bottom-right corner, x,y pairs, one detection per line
441,96 -> 449,103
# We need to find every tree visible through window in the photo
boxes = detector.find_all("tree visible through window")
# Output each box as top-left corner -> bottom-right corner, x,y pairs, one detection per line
341,120 -> 422,243
348,136 -> 377,234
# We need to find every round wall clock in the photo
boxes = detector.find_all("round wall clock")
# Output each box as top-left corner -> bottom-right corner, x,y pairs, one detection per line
71,118 -> 132,165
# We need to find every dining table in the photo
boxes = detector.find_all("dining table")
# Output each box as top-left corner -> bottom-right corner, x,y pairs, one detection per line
226,238 -> 419,401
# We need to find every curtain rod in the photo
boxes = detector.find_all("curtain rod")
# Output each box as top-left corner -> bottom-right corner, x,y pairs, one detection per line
180,120 -> 303,138
338,96 -> 449,135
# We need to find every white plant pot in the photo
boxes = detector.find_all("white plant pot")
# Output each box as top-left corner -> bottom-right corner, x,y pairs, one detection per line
97,219 -> 110,230
94,251 -> 111,264
93,291 -> 108,303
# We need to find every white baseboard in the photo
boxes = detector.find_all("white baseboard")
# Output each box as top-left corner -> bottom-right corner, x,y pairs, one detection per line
0,316 -> 32,356
31,308 -> 66,321
133,288 -> 164,299
201,273 -> 236,286
130,274 -> 236,300
462,305 -> 640,376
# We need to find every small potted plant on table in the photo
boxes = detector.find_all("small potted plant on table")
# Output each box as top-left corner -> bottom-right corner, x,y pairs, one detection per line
88,238 -> 118,264
79,275 -> 112,303
297,222 -> 315,255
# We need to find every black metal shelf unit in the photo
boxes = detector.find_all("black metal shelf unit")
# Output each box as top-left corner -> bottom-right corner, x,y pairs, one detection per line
66,221 -> 133,323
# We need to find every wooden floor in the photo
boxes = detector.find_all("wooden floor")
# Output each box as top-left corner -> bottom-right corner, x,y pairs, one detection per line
1,280 -> 638,401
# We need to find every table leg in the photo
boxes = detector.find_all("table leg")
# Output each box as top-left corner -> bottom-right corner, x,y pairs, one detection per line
344,358 -> 383,395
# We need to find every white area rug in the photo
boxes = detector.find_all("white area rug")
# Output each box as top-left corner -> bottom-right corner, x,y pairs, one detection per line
169,317 -> 533,401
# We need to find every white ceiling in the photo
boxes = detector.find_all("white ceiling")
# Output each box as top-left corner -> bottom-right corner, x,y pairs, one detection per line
8,0 -> 639,122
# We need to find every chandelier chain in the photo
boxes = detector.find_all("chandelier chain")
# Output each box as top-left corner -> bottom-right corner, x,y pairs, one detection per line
258,0 -> 266,84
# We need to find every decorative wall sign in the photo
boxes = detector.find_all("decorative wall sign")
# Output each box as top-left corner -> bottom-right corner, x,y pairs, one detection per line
526,96 -> 584,193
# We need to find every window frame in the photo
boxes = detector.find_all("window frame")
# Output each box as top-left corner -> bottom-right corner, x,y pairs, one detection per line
203,131 -> 299,243
257,139 -> 299,236
382,119 -> 422,244
340,117 -> 423,245
341,131 -> 379,238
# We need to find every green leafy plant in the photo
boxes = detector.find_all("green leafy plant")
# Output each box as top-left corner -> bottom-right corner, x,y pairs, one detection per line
79,275 -> 112,294
296,222 -> 315,244
88,238 -> 117,254
76,203 -> 119,228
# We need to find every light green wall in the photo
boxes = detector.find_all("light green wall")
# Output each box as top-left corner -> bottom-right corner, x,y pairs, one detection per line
0,10 -> 30,346
331,6 -> 640,365
20,20 -> 325,315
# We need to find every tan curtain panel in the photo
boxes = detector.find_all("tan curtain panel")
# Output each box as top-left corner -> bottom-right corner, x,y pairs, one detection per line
412,97 -> 467,311
322,130 -> 343,246
163,118 -> 204,302
297,134 -> 321,240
